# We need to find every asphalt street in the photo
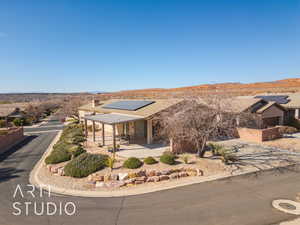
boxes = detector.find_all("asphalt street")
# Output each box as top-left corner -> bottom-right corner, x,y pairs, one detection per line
0,116 -> 299,225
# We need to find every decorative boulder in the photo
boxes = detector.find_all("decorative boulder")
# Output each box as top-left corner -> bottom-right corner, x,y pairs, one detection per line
169,173 -> 179,179
147,176 -> 160,182
111,174 -> 119,181
95,181 -> 105,188
118,173 -> 129,181
104,174 -> 111,182
179,172 -> 189,178
146,170 -> 156,177
161,170 -> 171,175
137,170 -> 146,177
125,178 -> 136,185
135,180 -> 144,185
135,176 -> 147,182
57,167 -> 65,176
159,175 -> 170,181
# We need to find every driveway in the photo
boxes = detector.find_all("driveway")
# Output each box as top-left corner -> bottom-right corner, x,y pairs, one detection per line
0,117 -> 299,225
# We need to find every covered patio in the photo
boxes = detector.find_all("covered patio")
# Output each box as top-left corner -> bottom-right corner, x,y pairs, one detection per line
83,113 -> 154,152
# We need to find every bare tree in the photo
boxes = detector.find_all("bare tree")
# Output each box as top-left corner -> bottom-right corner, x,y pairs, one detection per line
158,96 -> 241,157
58,96 -> 88,119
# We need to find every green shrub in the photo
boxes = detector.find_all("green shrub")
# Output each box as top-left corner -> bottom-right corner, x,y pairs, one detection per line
13,118 -> 25,126
0,120 -> 6,128
160,153 -> 176,165
45,148 -> 71,164
181,154 -> 190,164
208,143 -> 224,156
106,154 -> 116,171
64,153 -> 108,178
143,156 -> 158,165
220,149 -> 238,165
123,157 -> 143,169
68,145 -> 86,158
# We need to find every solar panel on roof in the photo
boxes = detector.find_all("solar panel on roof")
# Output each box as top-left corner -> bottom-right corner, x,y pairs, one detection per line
103,100 -> 155,111
255,95 -> 290,104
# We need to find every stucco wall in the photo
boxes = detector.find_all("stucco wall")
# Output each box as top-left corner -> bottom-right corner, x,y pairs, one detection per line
237,127 -> 281,142
261,105 -> 284,119
0,127 -> 24,154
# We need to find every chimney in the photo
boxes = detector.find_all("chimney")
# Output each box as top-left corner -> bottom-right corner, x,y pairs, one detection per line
92,98 -> 100,108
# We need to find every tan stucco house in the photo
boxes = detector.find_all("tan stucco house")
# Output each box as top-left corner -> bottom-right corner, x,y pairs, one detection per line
78,98 -> 183,150
232,98 -> 287,129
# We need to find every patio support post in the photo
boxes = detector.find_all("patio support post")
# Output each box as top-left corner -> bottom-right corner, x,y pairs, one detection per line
92,120 -> 96,142
102,123 -> 105,146
147,119 -> 153,144
112,124 -> 116,153
84,119 -> 88,138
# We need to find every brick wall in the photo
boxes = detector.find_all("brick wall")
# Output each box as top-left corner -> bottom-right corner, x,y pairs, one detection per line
0,127 -> 24,154
237,127 -> 281,142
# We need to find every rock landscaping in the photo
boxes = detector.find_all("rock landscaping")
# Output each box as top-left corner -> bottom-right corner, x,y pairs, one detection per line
85,168 -> 204,189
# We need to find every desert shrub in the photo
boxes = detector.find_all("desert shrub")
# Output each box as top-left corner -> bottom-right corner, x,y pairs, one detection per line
13,118 -> 25,126
68,145 -> 86,158
160,153 -> 176,165
208,143 -> 225,156
123,157 -> 143,169
64,153 -> 108,178
45,148 -> 71,164
143,156 -> 158,165
0,120 -> 6,128
220,149 -> 238,165
278,126 -> 298,135
106,154 -> 116,171
181,154 -> 190,164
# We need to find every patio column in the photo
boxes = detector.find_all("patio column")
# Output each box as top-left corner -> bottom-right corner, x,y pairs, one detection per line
147,119 -> 153,144
296,109 -> 300,119
112,124 -> 116,152
84,119 -> 88,138
102,123 -> 105,146
92,120 -> 96,142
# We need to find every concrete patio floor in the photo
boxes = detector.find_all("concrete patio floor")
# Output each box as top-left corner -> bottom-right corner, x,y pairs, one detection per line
86,133 -> 168,158
116,143 -> 168,158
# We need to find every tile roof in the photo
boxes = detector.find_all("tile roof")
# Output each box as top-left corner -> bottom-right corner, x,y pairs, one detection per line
230,98 -> 264,113
78,98 -> 184,118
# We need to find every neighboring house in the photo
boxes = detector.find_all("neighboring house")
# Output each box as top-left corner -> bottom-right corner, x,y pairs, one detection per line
238,94 -> 300,124
0,103 -> 28,126
232,98 -> 287,129
78,98 -> 183,149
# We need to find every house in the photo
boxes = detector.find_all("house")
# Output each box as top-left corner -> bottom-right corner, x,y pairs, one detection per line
0,103 -> 28,126
235,94 -> 300,125
232,97 -> 287,129
78,98 -> 183,150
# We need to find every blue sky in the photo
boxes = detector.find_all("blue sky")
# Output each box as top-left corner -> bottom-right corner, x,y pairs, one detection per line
0,0 -> 299,93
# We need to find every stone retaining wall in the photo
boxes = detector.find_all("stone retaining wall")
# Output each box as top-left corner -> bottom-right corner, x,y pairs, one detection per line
237,127 -> 281,142
0,127 -> 24,154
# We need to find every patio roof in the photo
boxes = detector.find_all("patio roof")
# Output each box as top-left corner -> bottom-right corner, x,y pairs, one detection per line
84,113 -> 143,125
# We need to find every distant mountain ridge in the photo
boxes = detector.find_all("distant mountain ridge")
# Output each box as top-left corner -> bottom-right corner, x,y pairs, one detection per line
101,78 -> 300,98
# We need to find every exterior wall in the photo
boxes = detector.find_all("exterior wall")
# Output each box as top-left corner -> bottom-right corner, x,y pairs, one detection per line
261,105 -> 285,127
0,127 -> 24,154
261,105 -> 284,119
237,127 -> 281,142
134,120 -> 146,138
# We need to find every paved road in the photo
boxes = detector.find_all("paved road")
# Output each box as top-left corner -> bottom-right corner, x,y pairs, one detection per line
0,116 -> 299,225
